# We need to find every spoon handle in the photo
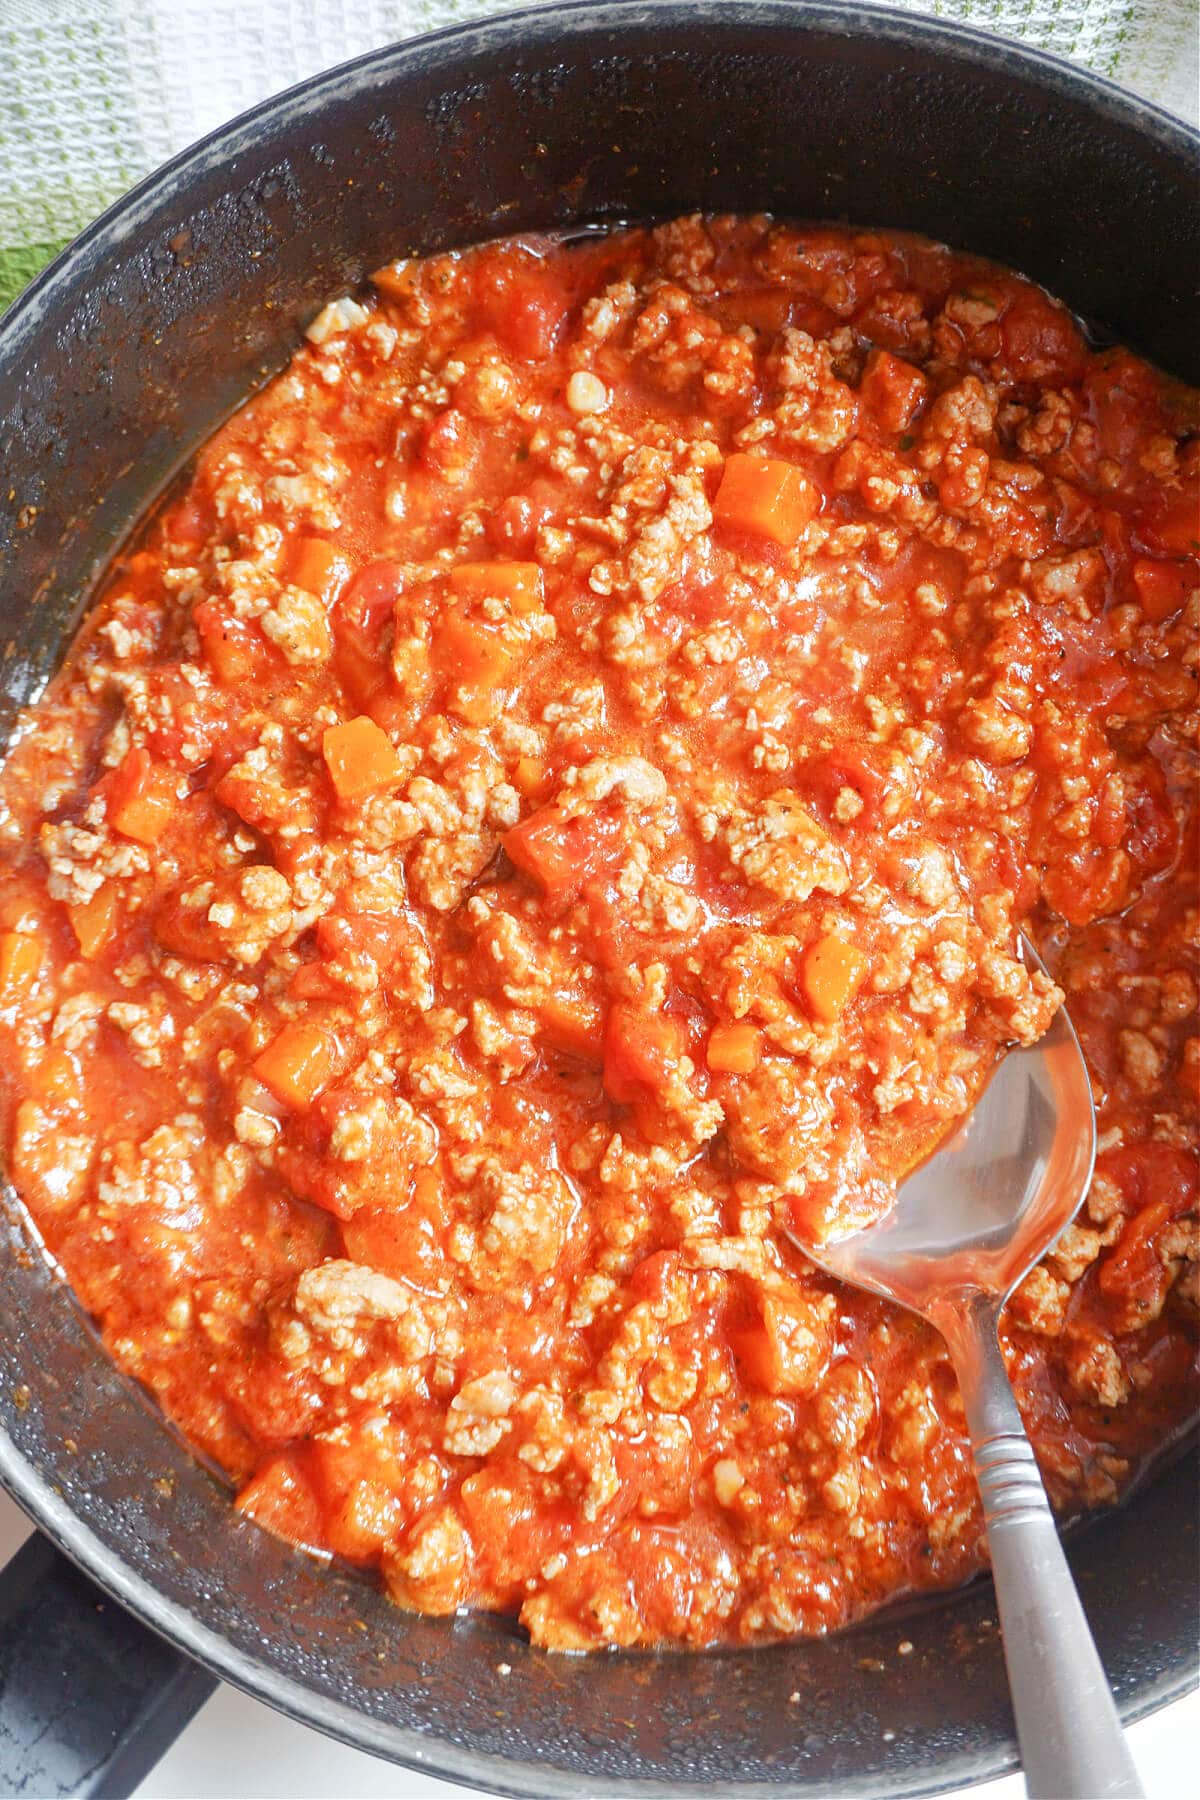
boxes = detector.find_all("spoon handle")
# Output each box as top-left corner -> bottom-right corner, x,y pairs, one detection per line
938,1297 -> 1144,1800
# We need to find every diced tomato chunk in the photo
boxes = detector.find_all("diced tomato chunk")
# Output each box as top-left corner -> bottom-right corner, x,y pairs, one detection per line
253,1020 -> 339,1110
713,454 -> 819,545
1085,350 -> 1164,460
420,408 -> 477,483
999,289 -> 1086,382
1131,557 -> 1192,621
458,1468 -> 559,1589
1123,760 -> 1180,876
1096,1144 -> 1196,1326
1100,1141 -> 1196,1218
659,568 -> 727,626
603,1004 -> 684,1104
474,255 -> 571,361
322,716 -> 406,804
487,488 -> 558,556
628,1248 -> 684,1306
800,935 -> 868,1022
332,561 -> 406,707
503,802 -> 626,902
1143,488 -> 1199,559
288,909 -> 425,1006
859,348 -> 927,434
808,746 -> 891,823
1098,1197 -> 1171,1312
337,561 -> 406,644
706,1021 -> 762,1075
166,494 -> 211,549
106,747 -> 178,845
1040,846 -> 1131,926
711,287 -> 792,334
315,910 -> 398,966
332,561 -> 417,709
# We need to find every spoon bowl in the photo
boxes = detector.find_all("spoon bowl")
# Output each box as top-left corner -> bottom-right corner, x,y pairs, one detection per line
789,938 -> 1141,1800
803,941 -> 1097,1321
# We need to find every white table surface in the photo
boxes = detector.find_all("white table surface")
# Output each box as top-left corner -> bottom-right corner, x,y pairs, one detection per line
1,1485 -> 1195,1799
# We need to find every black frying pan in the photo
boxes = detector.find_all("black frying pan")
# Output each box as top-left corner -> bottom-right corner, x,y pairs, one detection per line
1,5 -> 1197,1795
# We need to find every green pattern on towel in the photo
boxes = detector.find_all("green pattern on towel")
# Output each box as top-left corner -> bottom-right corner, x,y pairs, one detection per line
1,0 -> 1195,312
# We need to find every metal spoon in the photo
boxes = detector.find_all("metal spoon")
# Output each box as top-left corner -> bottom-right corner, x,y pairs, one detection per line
793,942 -> 1143,1799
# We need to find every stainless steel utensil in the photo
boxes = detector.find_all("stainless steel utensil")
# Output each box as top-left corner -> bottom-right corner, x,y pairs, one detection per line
794,941 -> 1142,1799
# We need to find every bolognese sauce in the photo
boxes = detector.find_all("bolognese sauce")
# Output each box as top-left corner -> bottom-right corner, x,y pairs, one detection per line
0,216 -> 1195,1649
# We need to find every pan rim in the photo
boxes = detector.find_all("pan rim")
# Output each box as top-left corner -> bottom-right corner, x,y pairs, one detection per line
1,4 -> 1197,1794
2,0 -> 1197,350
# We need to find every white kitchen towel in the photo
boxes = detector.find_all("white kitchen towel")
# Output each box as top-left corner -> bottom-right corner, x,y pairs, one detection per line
1,0 -> 1196,308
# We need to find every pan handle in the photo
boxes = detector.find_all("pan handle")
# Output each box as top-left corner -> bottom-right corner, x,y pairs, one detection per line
0,1529 -> 217,1798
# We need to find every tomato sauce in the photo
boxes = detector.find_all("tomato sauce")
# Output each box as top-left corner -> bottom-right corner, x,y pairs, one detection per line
0,216 -> 1195,1648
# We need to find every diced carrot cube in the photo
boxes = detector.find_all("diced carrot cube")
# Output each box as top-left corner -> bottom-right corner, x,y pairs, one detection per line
322,715 -> 406,805
433,567 -> 544,722
859,348 -> 927,434
713,453 -> 819,545
412,1167 -> 442,1213
434,611 -> 521,691
195,598 -> 266,686
1131,558 -> 1191,622
503,803 -> 626,902
512,756 -> 547,798
253,1020 -> 338,1110
0,931 -> 41,996
503,805 -> 574,892
107,747 -> 177,845
450,687 -> 496,728
800,934 -> 868,1022
371,259 -> 419,304
706,1021 -> 762,1075
236,1453 -> 325,1552
603,1004 -> 684,1104
309,1416 -> 406,1560
447,561 -> 544,615
538,991 -> 604,1060
29,1047 -> 80,1108
287,963 -> 340,1001
288,536 -> 350,601
733,1294 -> 832,1395
325,1480 -> 401,1564
68,886 -> 120,960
